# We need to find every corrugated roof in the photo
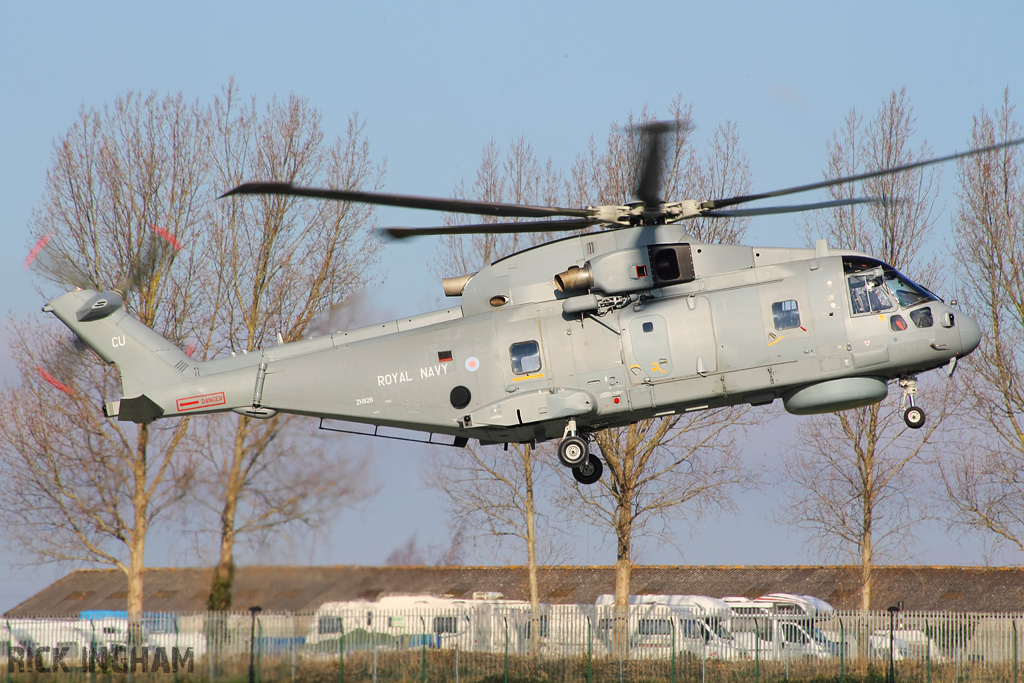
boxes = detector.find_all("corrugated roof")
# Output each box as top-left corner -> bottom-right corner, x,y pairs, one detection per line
7,565 -> 1024,616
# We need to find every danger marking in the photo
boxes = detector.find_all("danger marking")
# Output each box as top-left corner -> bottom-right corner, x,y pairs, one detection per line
176,392 -> 226,411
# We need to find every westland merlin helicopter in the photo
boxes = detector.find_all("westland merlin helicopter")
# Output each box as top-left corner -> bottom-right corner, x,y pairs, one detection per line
42,124 -> 1018,485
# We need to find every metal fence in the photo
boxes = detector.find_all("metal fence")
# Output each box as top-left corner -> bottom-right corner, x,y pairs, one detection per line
4,607 -> 1024,682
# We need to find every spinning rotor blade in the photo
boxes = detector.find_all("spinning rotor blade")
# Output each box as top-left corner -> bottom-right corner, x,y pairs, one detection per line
703,197 -> 883,218
634,120 -> 688,209
705,136 -> 1024,211
25,225 -> 183,294
26,225 -> 183,394
25,234 -> 94,290
222,181 -> 592,220
382,217 -> 605,240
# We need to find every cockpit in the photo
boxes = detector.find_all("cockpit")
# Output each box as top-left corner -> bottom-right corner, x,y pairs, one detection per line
843,256 -> 938,327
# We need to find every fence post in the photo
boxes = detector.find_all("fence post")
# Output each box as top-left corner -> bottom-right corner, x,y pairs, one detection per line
338,620 -> 345,683
755,616 -> 760,683
839,618 -> 845,683
586,616 -> 593,683
248,606 -> 262,683
256,617 -> 263,683
173,616 -> 179,683
1014,620 -> 1018,683
209,613 -> 215,683
925,618 -> 931,683
91,619 -> 98,683
6,618 -> 11,683
503,616 -> 509,683
420,616 -> 427,683
671,617 -> 676,683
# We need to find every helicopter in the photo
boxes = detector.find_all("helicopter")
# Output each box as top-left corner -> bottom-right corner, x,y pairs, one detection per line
41,123 -> 1017,485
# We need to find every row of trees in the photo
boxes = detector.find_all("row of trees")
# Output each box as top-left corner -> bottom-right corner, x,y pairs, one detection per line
0,84 -> 1021,625
0,81 -> 382,621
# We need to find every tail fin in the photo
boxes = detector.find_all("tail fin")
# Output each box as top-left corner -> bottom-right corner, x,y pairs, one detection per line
44,289 -> 254,422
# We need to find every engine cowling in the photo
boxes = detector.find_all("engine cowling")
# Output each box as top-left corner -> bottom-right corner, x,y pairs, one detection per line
554,249 -> 652,295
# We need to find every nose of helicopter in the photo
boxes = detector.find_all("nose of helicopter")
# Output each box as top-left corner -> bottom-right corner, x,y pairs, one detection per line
957,311 -> 982,357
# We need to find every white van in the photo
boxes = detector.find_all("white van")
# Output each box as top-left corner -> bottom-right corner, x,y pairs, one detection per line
595,594 -> 744,660
722,594 -> 846,660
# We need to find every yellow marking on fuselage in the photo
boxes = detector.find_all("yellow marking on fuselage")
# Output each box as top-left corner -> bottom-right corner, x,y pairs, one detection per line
513,373 -> 546,381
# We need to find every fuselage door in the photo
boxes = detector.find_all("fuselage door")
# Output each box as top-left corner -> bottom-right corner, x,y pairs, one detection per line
627,314 -> 673,382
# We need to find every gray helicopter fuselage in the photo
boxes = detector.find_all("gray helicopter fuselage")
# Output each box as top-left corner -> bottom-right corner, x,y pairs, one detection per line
45,223 -> 980,448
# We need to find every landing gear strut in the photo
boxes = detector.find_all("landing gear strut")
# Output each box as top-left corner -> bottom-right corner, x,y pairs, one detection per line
557,419 -> 604,485
898,376 -> 926,429
557,419 -> 589,467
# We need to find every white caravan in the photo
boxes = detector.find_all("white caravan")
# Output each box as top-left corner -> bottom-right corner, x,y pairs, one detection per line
307,593 -> 534,654
722,593 -> 847,660
594,594 -> 744,660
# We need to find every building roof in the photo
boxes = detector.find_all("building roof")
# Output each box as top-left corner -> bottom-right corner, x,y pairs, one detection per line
8,565 -> 1024,617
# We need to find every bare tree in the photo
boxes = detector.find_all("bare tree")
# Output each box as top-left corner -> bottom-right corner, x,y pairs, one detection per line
785,88 -> 945,611
564,98 -> 756,649
197,83 -> 384,609
0,91 -> 209,627
941,90 -> 1024,553
428,138 -> 564,647
0,84 -> 386,623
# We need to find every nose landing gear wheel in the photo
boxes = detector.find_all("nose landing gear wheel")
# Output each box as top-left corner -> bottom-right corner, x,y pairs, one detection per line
903,406 -> 926,429
572,454 -> 603,485
557,435 -> 589,467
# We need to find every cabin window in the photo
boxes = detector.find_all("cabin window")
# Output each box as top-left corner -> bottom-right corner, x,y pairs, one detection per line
642,321 -> 655,333
434,616 -> 459,634
772,299 -> 801,330
638,618 -> 673,636
319,616 -> 342,635
510,340 -> 542,375
782,623 -> 809,644
890,315 -> 908,331
910,307 -> 934,328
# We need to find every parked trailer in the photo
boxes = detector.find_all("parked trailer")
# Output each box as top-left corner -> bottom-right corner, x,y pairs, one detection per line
307,593 -> 535,654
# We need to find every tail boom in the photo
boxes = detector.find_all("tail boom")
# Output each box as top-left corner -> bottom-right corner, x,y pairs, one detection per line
44,289 -> 259,423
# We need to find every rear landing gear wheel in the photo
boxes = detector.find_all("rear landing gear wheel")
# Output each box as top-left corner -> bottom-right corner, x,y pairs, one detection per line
557,435 -> 589,467
903,405 -> 926,429
572,454 -> 603,485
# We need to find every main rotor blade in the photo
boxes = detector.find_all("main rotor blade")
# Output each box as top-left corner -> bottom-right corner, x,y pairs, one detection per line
702,197 -> 882,218
222,182 -> 593,220
634,120 -> 690,209
382,218 -> 605,240
705,137 -> 1024,210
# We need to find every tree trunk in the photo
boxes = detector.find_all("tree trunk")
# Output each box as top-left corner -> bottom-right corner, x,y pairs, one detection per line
128,423 -> 149,647
522,445 -> 543,660
613,522 -> 632,658
208,418 -> 248,610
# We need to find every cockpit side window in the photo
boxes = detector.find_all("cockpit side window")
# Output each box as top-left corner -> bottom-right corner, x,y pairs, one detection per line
843,256 -> 937,311
848,274 -> 894,315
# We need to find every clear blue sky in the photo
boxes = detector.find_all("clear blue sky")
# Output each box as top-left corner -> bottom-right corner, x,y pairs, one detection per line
1,1 -> 1021,612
